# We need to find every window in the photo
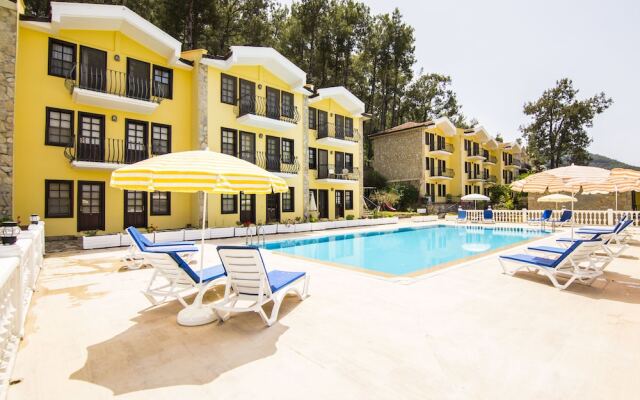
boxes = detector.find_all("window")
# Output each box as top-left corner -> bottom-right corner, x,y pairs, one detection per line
150,191 -> 171,215
151,124 -> 171,155
77,112 -> 105,162
77,181 -> 105,231
335,114 -> 345,138
309,107 -> 317,130
125,119 -> 148,163
45,180 -> 73,218
221,194 -> 238,214
438,184 -> 446,197
282,187 -> 294,212
308,147 -> 317,169
221,74 -> 237,105
281,91 -> 294,119
221,128 -> 237,156
345,153 -> 353,172
282,139 -> 294,164
345,117 -> 354,137
345,190 -> 353,210
153,65 -> 173,99
317,110 -> 328,138
266,87 -> 280,119
45,107 -> 74,146
48,38 -> 76,78
239,131 -> 256,164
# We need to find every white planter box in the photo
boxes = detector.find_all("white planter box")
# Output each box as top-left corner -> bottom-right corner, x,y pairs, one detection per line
411,215 -> 438,222
120,232 -> 154,247
384,217 -> 399,224
294,223 -> 311,232
445,215 -> 458,221
154,230 -> 185,243
277,224 -> 296,234
260,224 -> 278,235
234,226 -> 256,237
83,234 -> 121,250
209,227 -> 235,239
184,229 -> 210,241
334,220 -> 349,229
311,222 -> 329,231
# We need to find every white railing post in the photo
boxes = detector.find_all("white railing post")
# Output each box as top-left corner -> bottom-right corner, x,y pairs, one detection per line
606,209 -> 613,226
522,208 -> 528,224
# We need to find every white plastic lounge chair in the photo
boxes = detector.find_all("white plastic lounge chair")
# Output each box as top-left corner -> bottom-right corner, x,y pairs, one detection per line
141,250 -> 226,307
499,239 -> 604,290
528,209 -> 552,225
457,209 -> 467,224
125,226 -> 196,269
215,246 -> 309,326
549,210 -> 572,227
556,219 -> 633,258
527,232 -> 614,272
482,209 -> 495,224
579,214 -> 628,232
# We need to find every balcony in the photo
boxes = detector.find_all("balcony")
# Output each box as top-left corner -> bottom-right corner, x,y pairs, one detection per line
427,142 -> 454,156
64,64 -> 164,115
483,154 -> 497,165
427,168 -> 455,180
504,159 -> 522,169
64,136 -> 149,170
313,122 -> 359,148
235,95 -> 299,131
485,175 -> 497,184
255,151 -> 300,178
466,150 -> 486,161
467,172 -> 485,182
315,164 -> 359,183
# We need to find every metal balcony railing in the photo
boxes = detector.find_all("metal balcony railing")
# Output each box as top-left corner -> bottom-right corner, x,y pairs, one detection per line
236,95 -> 300,124
429,142 -> 454,153
485,175 -> 497,183
65,64 -> 165,103
467,172 -> 484,180
316,164 -> 359,180
466,149 -> 484,158
429,168 -> 455,178
484,155 -> 497,164
315,122 -> 360,142
505,158 -> 522,167
64,135 -> 149,164
256,152 -> 300,174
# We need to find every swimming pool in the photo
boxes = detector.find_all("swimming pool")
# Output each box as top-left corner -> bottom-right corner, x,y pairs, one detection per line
263,225 -> 547,275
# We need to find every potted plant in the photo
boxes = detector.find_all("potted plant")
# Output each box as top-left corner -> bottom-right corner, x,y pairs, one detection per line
82,230 -> 121,249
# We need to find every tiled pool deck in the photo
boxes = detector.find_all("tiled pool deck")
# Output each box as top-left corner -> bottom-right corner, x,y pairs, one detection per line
10,221 -> 640,399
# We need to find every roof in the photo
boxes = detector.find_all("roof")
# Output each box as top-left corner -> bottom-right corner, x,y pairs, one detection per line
308,86 -> 365,115
201,46 -> 307,91
369,116 -> 457,138
21,2 -> 187,69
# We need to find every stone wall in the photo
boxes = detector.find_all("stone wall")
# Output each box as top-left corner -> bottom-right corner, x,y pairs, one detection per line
0,2 -> 17,219
528,191 -> 636,211
371,129 -> 423,191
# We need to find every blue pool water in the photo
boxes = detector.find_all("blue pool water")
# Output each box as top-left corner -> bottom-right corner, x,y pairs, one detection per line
263,225 -> 547,275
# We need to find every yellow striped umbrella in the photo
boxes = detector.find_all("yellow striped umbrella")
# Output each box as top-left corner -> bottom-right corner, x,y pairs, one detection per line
110,150 -> 288,194
110,150 -> 288,326
581,168 -> 640,210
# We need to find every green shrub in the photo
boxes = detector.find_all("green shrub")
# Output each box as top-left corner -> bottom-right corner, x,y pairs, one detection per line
364,168 -> 388,189
389,183 -> 420,210
346,214 -> 355,220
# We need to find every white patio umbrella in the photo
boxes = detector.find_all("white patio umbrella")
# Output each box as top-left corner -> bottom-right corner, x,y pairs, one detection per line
111,150 -> 288,326
537,193 -> 577,210
309,190 -> 318,212
581,168 -> 640,210
461,193 -> 490,210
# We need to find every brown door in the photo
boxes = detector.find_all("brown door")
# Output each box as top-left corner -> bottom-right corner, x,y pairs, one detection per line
266,193 -> 280,224
125,119 -> 148,163
266,87 -> 280,119
318,189 -> 329,219
239,131 -> 256,164
77,112 -> 104,162
239,193 -> 256,224
78,181 -> 105,231
239,79 -> 256,115
127,58 -> 151,99
79,46 -> 107,91
124,190 -> 147,229
317,149 -> 328,179
266,136 -> 280,172
335,190 -> 345,219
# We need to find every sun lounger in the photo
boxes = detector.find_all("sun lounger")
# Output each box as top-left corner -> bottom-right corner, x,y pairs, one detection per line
214,246 -> 309,326
141,250 -> 226,307
126,226 -> 195,248
527,232 -> 614,271
528,209 -> 552,225
482,209 -> 495,224
578,215 -> 628,232
125,226 -> 197,269
549,210 -> 572,227
457,210 -> 468,223
499,239 -> 604,289
557,219 -> 632,257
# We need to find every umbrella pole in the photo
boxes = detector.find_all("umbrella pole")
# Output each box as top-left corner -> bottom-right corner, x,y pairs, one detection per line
571,190 -> 575,240
177,191 -> 216,326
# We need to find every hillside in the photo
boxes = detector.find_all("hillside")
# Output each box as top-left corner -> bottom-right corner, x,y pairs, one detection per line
588,153 -> 640,170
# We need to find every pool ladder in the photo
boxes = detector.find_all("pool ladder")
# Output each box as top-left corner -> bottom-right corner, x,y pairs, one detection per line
245,224 -> 265,247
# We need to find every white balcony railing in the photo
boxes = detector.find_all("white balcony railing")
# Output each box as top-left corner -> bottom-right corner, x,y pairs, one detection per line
0,223 -> 45,398
459,209 -> 639,226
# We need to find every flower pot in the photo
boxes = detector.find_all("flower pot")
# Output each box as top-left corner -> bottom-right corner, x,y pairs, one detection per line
260,224 -> 278,235
83,234 -> 121,250
209,227 -> 235,239
234,226 -> 256,237
154,230 -> 185,243
334,220 -> 349,229
277,224 -> 295,234
184,229 -> 210,241
294,223 -> 311,232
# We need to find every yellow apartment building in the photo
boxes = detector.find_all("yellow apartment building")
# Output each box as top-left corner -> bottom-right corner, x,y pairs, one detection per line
370,117 -> 526,205
10,2 -> 366,237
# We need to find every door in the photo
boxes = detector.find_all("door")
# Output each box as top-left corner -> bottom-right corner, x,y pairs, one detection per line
239,131 -> 256,164
78,181 -> 105,231
266,136 -> 280,172
317,110 -> 328,138
239,193 -> 256,224
127,58 -> 151,99
77,112 -> 104,162
335,190 -> 345,219
317,149 -> 328,179
335,152 -> 345,177
266,193 -> 280,224
239,79 -> 256,115
266,87 -> 280,119
335,115 -> 345,139
124,190 -> 147,228
125,119 -> 148,163
318,190 -> 329,219
80,46 -> 106,91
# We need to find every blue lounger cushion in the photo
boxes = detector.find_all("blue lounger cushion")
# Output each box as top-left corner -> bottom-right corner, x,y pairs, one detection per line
528,245 -> 565,255
499,254 -> 557,268
267,270 -> 306,293
168,252 -> 225,283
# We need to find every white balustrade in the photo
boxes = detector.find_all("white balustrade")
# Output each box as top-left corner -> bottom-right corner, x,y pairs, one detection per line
0,222 -> 45,398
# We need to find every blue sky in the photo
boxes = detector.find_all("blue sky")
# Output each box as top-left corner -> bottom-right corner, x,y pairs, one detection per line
283,0 -> 640,165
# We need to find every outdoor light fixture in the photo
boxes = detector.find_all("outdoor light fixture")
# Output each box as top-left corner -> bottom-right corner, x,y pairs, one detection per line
1,221 -> 21,245
111,115 -> 118,122
259,133 -> 263,138
114,54 -> 120,61
258,84 -> 262,89
29,214 -> 40,226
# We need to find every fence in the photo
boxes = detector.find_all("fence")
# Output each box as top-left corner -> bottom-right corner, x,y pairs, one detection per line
0,223 -> 45,398
461,209 -> 640,226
